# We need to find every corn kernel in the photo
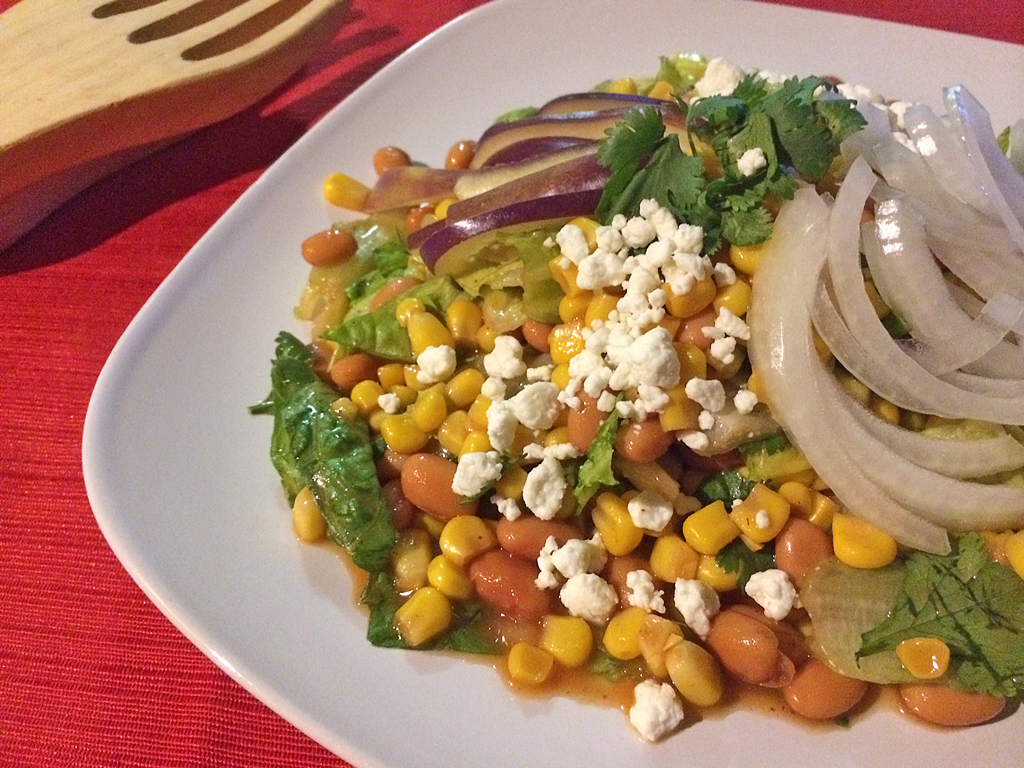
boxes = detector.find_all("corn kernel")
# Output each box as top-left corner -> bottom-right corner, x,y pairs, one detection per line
389,384 -> 417,407
323,172 -> 369,210
548,320 -> 586,365
415,511 -> 446,539
559,291 -> 593,323
659,400 -> 701,433
380,414 -> 429,454
403,364 -> 425,390
439,515 -> 497,567
674,342 -> 707,382
584,292 -> 619,327
870,394 -> 901,425
551,363 -> 571,390
351,380 -> 385,414
778,481 -> 838,529
729,483 -> 791,544
746,370 -> 767,404
406,311 -> 454,354
638,614 -> 684,678
540,614 -> 594,668
650,534 -> 700,582
377,362 -> 406,390
832,512 -> 898,569
475,323 -> 498,352
438,410 -> 473,455
433,196 -> 458,219
696,554 -> 740,591
592,493 -> 644,555
729,241 -> 767,276
567,216 -> 599,251
445,368 -> 484,408
1006,530 -> 1024,580
683,500 -> 741,555
713,279 -> 752,317
896,637 -> 951,679
658,315 -> 682,338
863,278 -> 890,319
549,259 -> 585,298
838,372 -> 871,406
391,528 -> 433,592
411,386 -> 448,433
495,465 -> 528,499
292,487 -> 326,542
446,299 -> 483,345
395,297 -> 426,326
330,397 -> 359,420
507,642 -> 554,685
665,639 -> 724,706
603,607 -> 648,660
544,426 -> 572,447
646,79 -> 676,100
607,77 -> 638,95
468,394 -> 491,429
394,586 -> 452,647
367,408 -> 387,431
665,277 -> 716,319
460,431 -> 492,456
427,554 -> 474,600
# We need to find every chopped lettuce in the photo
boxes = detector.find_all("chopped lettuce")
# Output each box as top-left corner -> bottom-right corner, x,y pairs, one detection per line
575,407 -> 622,507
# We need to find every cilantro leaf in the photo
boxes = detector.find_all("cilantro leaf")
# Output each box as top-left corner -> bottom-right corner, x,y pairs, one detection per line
721,206 -> 773,246
697,469 -> 755,506
595,107 -> 667,222
858,534 -> 1024,697
716,539 -> 776,589
575,407 -> 623,507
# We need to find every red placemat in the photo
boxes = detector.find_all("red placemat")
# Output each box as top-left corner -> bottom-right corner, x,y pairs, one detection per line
0,1 -> 1019,767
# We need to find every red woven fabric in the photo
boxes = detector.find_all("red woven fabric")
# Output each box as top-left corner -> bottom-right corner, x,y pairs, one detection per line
0,1 -> 1018,766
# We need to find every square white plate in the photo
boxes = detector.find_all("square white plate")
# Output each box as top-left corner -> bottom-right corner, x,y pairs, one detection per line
83,1 -> 1024,765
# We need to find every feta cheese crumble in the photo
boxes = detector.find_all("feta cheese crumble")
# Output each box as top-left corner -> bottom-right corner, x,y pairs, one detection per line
522,456 -> 566,520
627,490 -> 674,532
416,344 -> 457,385
483,335 -> 527,379
451,451 -> 503,498
737,146 -> 767,177
673,578 -> 721,639
629,680 -> 684,742
693,57 -> 745,98
744,568 -> 799,621
559,573 -> 618,622
377,392 -> 402,414
626,570 -> 666,613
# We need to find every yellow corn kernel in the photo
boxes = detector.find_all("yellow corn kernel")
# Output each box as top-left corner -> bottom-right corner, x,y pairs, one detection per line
437,410 -> 472,455
439,515 -> 497,567
778,481 -> 837,529
607,77 -> 638,95
292,487 -> 326,542
495,465 -> 528,499
603,606 -> 648,660
411,386 -> 448,433
832,512 -> 898,569
729,241 -> 767,276
394,586 -> 452,647
696,554 -> 740,592
350,380 -> 385,414
664,638 -> 724,706
549,259 -> 585,298
713,279 -> 752,317
674,342 -> 707,382
330,396 -> 359,420
540,614 -> 594,668
445,368 -> 484,408
838,372 -> 871,406
863,278 -> 890,319
592,493 -> 644,556
665,277 -> 716,319
467,394 -> 492,429
380,414 -> 429,454
544,426 -> 572,448
548,321 -> 586,365
395,297 -> 426,326
445,299 -> 483,345
551,363 -> 571,390
389,384 -> 418,408
658,315 -> 682,338
426,554 -> 474,600
376,362 -> 406,391
771,467 -> 818,489
896,637 -> 951,680
460,431 -> 492,456
433,196 -> 458,219
323,172 -> 369,210
1006,530 -> 1024,579
812,328 -> 834,367
870,394 -> 901,426
475,323 -> 498,352
559,291 -> 593,323
402,363 -> 425,390
729,483 -> 791,544
683,500 -> 741,555
568,216 -> 599,251
746,370 -> 767,404
367,408 -> 387,432
584,292 -> 619,327
659,400 -> 701,433
646,79 -> 676,100
638,614 -> 685,678
507,642 -> 555,685
650,534 -> 700,582
406,311 -> 454,354
415,511 -> 446,539
390,528 -> 433,593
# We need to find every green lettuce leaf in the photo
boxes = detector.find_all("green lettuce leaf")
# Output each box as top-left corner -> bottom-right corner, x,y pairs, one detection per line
574,407 -> 623,507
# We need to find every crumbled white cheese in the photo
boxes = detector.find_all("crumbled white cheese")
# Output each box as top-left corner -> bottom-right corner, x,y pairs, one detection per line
709,336 -> 737,366
377,392 -> 402,414
737,147 -> 767,177
734,388 -> 759,414
486,401 -> 518,453
521,442 -> 581,462
536,536 -> 561,590
416,344 -> 457,385
550,533 -> 607,579
577,248 -> 629,290
526,364 -> 555,382
629,680 -> 684,742
522,456 -> 566,520
697,409 -> 715,431
508,382 -> 562,431
451,451 -> 503,498
597,390 -> 618,412
693,57 -> 745,98
713,261 -> 737,287
745,568 -> 799,621
685,377 -> 727,413
715,307 -> 750,340
559,573 -> 618,622
755,509 -> 771,530
483,335 -> 527,379
673,578 -> 721,639
627,490 -> 674,532
836,81 -> 884,105
481,376 -> 507,401
555,223 -> 591,264
493,494 -> 522,521
626,569 -> 666,613
680,431 -> 710,451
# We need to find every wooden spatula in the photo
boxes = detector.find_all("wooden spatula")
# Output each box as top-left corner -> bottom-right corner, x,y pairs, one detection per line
0,0 -> 350,252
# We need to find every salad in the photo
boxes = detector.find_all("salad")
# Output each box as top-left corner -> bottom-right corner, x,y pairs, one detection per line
252,53 -> 1024,743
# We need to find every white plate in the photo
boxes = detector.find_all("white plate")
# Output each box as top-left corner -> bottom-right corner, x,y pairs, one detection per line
83,1 -> 1024,766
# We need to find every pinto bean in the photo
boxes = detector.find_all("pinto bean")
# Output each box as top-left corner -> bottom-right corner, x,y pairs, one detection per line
401,453 -> 476,521
496,516 -> 580,560
302,228 -> 357,267
522,320 -> 553,353
328,353 -> 379,392
368,276 -> 423,310
382,479 -> 414,531
899,684 -> 1006,727
376,449 -> 407,481
602,554 -> 652,609
469,550 -> 555,622
615,418 -> 672,463
705,607 -> 795,687
783,658 -> 869,720
568,393 -> 604,453
775,518 -> 833,587
677,305 -> 718,350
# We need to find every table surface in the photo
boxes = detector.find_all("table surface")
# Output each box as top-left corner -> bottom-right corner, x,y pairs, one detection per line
1,1 -> 1021,765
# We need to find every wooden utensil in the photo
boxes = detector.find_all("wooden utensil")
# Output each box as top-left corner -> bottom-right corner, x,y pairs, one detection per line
0,0 -> 350,252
